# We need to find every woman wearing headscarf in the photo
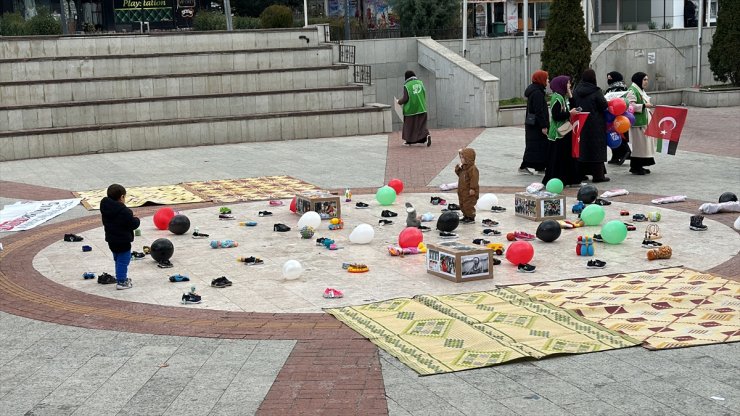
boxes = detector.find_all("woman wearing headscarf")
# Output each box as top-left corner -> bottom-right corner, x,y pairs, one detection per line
605,71 -> 631,165
397,70 -> 431,146
519,70 -> 549,175
573,69 -> 610,182
626,72 -> 656,175
542,75 -> 580,186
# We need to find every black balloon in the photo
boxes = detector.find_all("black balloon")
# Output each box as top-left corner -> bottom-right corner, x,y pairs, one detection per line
436,211 -> 460,232
536,220 -> 562,242
719,192 -> 738,203
577,184 -> 598,204
150,238 -> 174,263
168,214 -> 190,235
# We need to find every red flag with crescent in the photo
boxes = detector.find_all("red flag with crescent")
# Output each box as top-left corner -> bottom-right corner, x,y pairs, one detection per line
570,112 -> 589,158
645,105 -> 688,141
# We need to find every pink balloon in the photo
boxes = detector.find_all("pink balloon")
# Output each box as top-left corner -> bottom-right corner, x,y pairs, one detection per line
505,241 -> 534,265
388,178 -> 404,195
398,227 -> 423,248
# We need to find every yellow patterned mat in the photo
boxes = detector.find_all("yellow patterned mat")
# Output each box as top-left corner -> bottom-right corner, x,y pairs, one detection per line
181,176 -> 323,203
325,289 -> 639,375
74,185 -> 205,210
510,267 -> 740,349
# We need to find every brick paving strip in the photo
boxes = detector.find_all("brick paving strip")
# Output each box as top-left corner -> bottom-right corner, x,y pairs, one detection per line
1,127 -> 738,414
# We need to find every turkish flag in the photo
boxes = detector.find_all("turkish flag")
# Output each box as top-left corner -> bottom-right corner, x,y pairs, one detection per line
645,105 -> 688,141
570,112 -> 589,158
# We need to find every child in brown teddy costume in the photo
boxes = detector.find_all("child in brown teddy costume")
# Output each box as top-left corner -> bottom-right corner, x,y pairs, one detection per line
455,148 -> 480,224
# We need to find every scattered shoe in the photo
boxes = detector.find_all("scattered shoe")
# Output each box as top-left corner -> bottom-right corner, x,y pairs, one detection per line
587,259 -> 607,269
238,256 -> 264,265
192,231 -> 210,238
63,233 -> 84,242
82,272 -> 96,280
492,258 -> 502,266
379,219 -> 393,226
490,206 -> 507,213
632,214 -> 648,222
620,210 -> 630,216
116,279 -> 133,290
594,198 -> 612,206
472,238 -> 490,245
181,292 -> 202,304
273,223 -> 291,232
513,231 -> 535,241
460,217 -> 475,224
690,215 -> 708,231
426,134 -> 432,147
381,210 -> 398,217
82,245 -> 92,252
481,219 -> 499,227
219,214 -> 235,220
323,288 -> 344,298
439,231 -> 458,239
355,202 -> 369,209
219,207 -> 232,214
483,229 -> 502,236
258,211 -> 272,217
157,259 -> 174,268
592,234 -> 604,243
97,272 -> 116,285
517,263 -> 536,273
211,276 -> 232,288
132,251 -> 146,259
416,225 -> 431,232
623,223 -> 637,231
169,274 -> 190,282
430,196 -> 447,206
269,200 -> 284,206
641,239 -> 663,248
518,168 -> 534,175
447,203 -> 461,211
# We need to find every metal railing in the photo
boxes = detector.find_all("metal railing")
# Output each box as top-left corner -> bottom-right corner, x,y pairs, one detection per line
329,26 -> 474,42
353,65 -> 371,85
338,44 -> 355,64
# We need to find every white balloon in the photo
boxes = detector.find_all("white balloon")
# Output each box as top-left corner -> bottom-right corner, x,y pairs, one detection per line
297,211 -> 321,229
282,260 -> 304,280
734,216 -> 740,230
349,223 -> 375,244
475,193 -> 499,210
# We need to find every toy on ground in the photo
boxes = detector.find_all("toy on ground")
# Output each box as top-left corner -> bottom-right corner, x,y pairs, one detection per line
647,211 -> 662,222
572,201 -> 585,214
153,207 -> 176,230
347,264 -> 370,273
299,226 -> 315,239
210,240 -> 238,249
344,188 -> 352,202
645,224 -> 661,240
576,236 -> 594,256
577,185 -> 599,205
505,241 -> 534,265
168,214 -> 190,235
388,242 -> 427,256
486,243 -> 505,255
328,218 -> 344,230
536,220 -> 562,242
647,245 -> 672,260
405,203 -> 421,228
316,237 -> 338,250
349,223 -> 374,244
600,220 -> 628,244
150,238 -> 174,263
398,227 -> 423,248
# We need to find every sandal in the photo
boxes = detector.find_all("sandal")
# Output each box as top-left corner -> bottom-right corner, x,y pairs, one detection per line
273,223 -> 291,232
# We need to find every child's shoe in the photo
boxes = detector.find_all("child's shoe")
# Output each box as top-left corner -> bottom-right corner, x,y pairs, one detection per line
181,292 -> 202,304
517,263 -> 536,273
116,279 -> 133,290
169,274 -> 190,282
460,217 -> 475,224
483,229 -> 502,236
323,288 -> 344,298
211,276 -> 232,288
97,272 -> 116,284
586,259 -> 607,269
157,259 -> 174,268
690,215 -> 707,231
132,251 -> 146,259
219,213 -> 235,220
63,233 -> 84,242
490,206 -> 507,213
481,219 -> 499,227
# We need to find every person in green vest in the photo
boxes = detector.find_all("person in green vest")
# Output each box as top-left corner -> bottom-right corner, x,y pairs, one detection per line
627,72 -> 656,175
543,75 -> 581,186
397,71 -> 431,147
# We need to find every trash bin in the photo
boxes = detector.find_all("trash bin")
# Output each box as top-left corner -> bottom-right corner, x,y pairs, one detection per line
493,22 -> 506,36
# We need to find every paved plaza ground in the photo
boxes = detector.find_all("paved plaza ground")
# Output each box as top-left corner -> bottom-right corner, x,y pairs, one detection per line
0,106 -> 739,415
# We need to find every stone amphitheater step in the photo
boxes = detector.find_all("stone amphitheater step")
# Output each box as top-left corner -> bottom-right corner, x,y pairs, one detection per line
0,106 -> 392,161
0,46 -> 335,82
0,65 -> 352,106
0,86 -> 366,131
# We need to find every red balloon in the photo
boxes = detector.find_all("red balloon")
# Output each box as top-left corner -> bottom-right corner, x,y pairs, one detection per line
608,98 -> 627,115
398,227 -> 423,248
289,197 -> 297,213
388,178 -> 404,195
153,207 -> 175,230
505,241 -> 534,265
613,115 -> 630,134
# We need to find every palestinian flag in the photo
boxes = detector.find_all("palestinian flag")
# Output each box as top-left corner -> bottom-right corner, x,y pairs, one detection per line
645,105 -> 688,156
655,138 -> 679,155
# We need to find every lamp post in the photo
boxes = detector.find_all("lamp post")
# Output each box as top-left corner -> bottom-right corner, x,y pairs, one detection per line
462,0 -> 467,57
304,0 -> 308,27
696,0 -> 703,86
523,0 -> 528,89
344,0 -> 350,40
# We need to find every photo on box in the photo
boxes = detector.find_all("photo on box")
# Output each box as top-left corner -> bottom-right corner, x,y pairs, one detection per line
439,253 -> 457,277
460,253 -> 489,279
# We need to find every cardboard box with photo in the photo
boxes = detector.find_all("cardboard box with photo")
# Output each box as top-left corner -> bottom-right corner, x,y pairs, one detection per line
426,242 -> 493,283
514,192 -> 566,221
295,191 -> 341,219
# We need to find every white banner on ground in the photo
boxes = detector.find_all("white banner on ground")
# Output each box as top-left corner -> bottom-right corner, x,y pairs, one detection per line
0,199 -> 81,232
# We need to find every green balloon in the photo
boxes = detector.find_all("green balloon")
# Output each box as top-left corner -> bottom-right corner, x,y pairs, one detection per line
546,178 -> 564,194
375,185 -> 397,206
580,204 -> 605,226
601,220 -> 628,244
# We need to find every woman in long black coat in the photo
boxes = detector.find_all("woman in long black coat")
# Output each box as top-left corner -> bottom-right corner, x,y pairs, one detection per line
519,70 -> 549,175
573,69 -> 610,182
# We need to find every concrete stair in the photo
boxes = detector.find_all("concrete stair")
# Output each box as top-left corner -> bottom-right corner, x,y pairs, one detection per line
0,28 -> 391,161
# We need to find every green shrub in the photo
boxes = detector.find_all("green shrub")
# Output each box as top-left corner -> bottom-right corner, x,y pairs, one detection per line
259,4 -> 293,28
541,0 -> 591,83
0,12 -> 28,36
27,8 -> 62,35
193,11 -> 226,31
233,16 -> 260,29
708,0 -> 740,86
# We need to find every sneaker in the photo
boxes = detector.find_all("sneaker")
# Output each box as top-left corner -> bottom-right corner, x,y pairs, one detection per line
181,293 -> 202,304
593,234 -> 604,242
594,198 -> 612,206
490,206 -> 507,213
472,238 -> 490,245
169,274 -> 190,282
132,251 -> 146,259
439,231 -> 457,239
273,223 -> 291,232
481,219 -> 499,227
219,207 -> 232,214
211,276 -> 232,288
641,239 -> 663,248
192,231 -> 210,238
430,196 -> 447,206
632,214 -> 648,222
269,200 -> 284,207
513,231 -> 535,241
623,222 -> 636,231
63,233 -> 84,242
446,203 -> 461,211
381,210 -> 398,217
492,258 -> 502,266
355,202 -> 369,209
416,225 -> 431,232
157,259 -> 174,268
238,256 -> 264,265
518,168 -> 534,175
461,217 -> 475,224
379,219 -> 393,226
323,288 -> 344,298
587,259 -> 607,269
258,211 -> 272,217
483,229 -> 502,236
518,263 -> 536,273
219,214 -> 235,220
97,272 -> 116,284
82,272 -> 96,280
426,134 -> 432,147
116,279 -> 133,290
